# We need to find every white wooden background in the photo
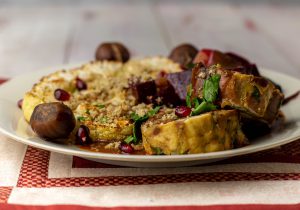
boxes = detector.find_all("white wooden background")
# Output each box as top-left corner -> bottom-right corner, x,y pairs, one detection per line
0,0 -> 299,78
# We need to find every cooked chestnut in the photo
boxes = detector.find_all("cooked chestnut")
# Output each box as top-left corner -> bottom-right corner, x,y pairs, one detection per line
95,42 -> 130,62
169,43 -> 198,68
30,102 -> 76,141
155,70 -> 192,106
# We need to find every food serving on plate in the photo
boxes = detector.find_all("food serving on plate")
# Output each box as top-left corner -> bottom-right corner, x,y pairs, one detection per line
19,42 -> 287,155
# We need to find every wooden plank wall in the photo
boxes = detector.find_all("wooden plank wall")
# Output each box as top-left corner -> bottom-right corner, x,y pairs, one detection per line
0,0 -> 299,78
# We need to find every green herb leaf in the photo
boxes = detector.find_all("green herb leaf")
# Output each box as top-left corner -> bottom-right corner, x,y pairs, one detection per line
152,147 -> 164,155
132,122 -> 140,143
191,101 -> 217,116
192,97 -> 201,108
130,112 -> 141,121
186,84 -> 192,108
128,106 -> 161,144
100,117 -> 108,123
85,110 -> 90,115
252,86 -> 261,101
148,106 -> 161,117
96,104 -> 105,109
124,136 -> 136,144
77,116 -> 86,121
129,117 -> 146,144
130,106 -> 161,122
136,115 -> 149,123
203,74 -> 221,103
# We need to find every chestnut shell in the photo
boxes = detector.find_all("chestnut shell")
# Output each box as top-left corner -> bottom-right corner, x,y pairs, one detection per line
30,102 -> 76,141
169,43 -> 198,68
95,42 -> 130,62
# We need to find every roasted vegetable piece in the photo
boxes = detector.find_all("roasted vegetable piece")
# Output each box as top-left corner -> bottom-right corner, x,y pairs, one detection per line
194,49 -> 283,91
194,49 -> 239,68
191,65 -> 284,123
191,63 -> 207,99
225,52 -> 251,66
142,110 -> 248,155
156,70 -> 192,106
131,70 -> 193,106
226,52 -> 259,76
193,49 -> 260,76
74,103 -> 133,141
30,102 -> 76,141
131,80 -> 157,104
155,75 -> 182,106
166,70 -> 192,101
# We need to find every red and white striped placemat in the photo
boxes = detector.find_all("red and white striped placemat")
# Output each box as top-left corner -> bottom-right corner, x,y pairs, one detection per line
1,79 -> 300,209
1,139 -> 300,209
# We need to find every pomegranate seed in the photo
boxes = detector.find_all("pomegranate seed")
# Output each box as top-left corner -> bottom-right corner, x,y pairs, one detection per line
54,89 -> 70,101
17,99 -> 23,109
119,142 -> 134,154
75,125 -> 92,145
175,106 -> 191,118
76,77 -> 87,91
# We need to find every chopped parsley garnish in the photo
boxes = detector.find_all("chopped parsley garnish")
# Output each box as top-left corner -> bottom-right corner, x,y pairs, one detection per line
96,104 -> 105,109
190,74 -> 221,116
203,74 -> 221,103
130,106 -> 161,122
192,97 -> 200,108
191,101 -> 217,116
124,136 -> 135,144
125,106 -> 161,144
130,112 -> 148,122
252,86 -> 261,101
77,116 -> 86,122
148,106 -> 161,117
152,147 -> 164,155
100,117 -> 108,123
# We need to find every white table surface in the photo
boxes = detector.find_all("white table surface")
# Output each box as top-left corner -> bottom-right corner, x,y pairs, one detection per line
0,0 -> 299,79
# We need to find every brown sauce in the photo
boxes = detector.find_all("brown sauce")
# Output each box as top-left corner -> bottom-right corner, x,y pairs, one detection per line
80,143 -> 146,155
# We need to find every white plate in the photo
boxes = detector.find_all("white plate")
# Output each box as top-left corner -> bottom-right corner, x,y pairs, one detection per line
0,63 -> 299,167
